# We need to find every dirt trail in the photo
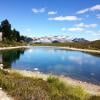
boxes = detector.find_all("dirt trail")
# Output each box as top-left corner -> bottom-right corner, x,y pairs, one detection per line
0,88 -> 13,100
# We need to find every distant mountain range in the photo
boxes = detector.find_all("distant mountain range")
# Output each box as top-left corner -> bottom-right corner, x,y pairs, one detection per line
72,38 -> 88,42
31,36 -> 89,43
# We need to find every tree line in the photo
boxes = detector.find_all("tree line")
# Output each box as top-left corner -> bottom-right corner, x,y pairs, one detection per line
0,19 -> 26,42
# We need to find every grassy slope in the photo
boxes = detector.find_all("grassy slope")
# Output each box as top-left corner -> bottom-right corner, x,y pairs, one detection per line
0,70 -> 100,100
32,41 -> 100,50
0,41 -> 27,47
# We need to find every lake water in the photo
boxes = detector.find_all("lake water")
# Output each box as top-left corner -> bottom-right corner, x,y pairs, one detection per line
0,46 -> 100,84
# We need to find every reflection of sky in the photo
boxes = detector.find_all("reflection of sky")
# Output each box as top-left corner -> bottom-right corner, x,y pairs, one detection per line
61,53 -> 96,66
10,47 -> 100,84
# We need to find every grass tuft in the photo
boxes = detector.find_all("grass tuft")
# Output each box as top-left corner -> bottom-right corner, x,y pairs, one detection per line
0,70 -> 100,100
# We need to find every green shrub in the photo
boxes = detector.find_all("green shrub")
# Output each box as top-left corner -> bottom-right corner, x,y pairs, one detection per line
47,76 -> 87,100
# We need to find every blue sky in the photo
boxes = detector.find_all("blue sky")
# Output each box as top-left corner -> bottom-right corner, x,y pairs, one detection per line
0,0 -> 100,40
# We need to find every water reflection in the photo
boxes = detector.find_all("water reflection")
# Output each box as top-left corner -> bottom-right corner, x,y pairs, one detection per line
0,47 -> 100,84
0,48 -> 25,68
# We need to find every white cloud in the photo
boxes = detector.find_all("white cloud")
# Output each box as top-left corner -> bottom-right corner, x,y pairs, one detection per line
68,27 -> 84,32
68,23 -> 97,32
77,8 -> 89,14
75,23 -> 97,28
48,16 -> 81,21
32,8 -> 45,13
90,5 -> 100,11
77,4 -> 100,14
68,56 -> 82,65
48,11 -> 57,15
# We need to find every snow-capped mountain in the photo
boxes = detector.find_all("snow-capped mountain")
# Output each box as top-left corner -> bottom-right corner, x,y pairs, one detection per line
32,36 -> 88,43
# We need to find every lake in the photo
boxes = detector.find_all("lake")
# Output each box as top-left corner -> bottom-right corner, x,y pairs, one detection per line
0,46 -> 100,84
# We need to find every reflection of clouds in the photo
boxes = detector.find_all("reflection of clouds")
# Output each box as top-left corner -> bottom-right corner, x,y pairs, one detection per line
90,73 -> 95,76
61,55 -> 83,65
48,49 -> 55,54
48,64 -> 76,74
68,56 -> 83,65
27,48 -> 33,53
84,59 -> 96,65
26,48 -> 97,68
24,48 -> 35,59
65,55 -> 97,66
33,47 -> 56,54
90,60 -> 96,65
85,54 -> 92,58
68,56 -> 82,61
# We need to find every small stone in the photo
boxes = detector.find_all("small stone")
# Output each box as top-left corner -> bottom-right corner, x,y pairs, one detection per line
0,66 -> 3,70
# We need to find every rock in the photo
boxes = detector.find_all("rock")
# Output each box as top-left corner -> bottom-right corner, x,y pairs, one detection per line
0,64 -> 3,70
0,67 -> 3,70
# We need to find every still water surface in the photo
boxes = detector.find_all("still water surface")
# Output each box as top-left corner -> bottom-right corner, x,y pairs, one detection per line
0,47 -> 100,84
